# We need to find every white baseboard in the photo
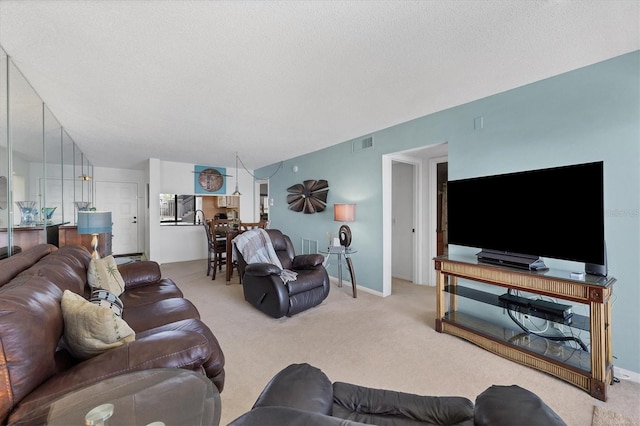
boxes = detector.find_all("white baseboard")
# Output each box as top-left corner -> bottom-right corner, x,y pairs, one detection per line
614,366 -> 640,383
327,276 -> 383,297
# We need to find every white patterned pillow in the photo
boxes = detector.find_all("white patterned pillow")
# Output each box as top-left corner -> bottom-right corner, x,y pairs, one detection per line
90,289 -> 124,317
61,290 -> 135,360
87,255 -> 125,296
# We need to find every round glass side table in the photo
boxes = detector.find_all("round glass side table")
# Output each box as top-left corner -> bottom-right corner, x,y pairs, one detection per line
319,246 -> 357,298
11,369 -> 220,426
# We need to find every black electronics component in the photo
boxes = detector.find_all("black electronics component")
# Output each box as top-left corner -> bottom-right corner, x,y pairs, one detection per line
498,293 -> 530,308
499,293 -> 573,323
478,250 -> 548,271
529,299 -> 573,320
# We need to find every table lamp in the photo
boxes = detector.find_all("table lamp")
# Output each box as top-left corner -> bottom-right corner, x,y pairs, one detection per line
77,211 -> 112,258
334,203 -> 355,248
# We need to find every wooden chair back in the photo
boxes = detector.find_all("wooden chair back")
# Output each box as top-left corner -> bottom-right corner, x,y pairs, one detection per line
239,220 -> 268,231
204,220 -> 228,280
212,218 -> 232,228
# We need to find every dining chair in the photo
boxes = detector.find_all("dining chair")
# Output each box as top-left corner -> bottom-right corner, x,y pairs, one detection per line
203,220 -> 215,277
212,218 -> 232,228
238,220 -> 268,231
204,220 -> 227,280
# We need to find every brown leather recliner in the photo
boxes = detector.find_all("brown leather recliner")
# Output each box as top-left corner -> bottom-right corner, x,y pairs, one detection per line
234,229 -> 330,318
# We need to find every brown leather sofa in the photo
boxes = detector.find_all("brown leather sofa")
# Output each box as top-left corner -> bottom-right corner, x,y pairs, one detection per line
0,244 -> 225,425
235,229 -> 330,318
229,363 -> 567,426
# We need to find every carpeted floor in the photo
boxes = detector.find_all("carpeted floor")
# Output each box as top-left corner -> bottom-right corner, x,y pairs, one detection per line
593,406 -> 640,426
160,260 -> 640,426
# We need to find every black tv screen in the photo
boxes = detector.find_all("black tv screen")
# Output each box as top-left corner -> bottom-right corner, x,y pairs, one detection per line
447,161 -> 604,265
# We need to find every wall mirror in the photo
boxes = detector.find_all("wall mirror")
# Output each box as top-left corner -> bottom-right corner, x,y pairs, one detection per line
0,50 -> 7,227
9,59 -> 44,227
43,104 -> 63,225
0,176 -> 7,211
0,51 -> 95,257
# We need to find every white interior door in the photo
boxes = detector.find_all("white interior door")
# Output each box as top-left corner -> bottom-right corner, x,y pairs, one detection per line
95,181 -> 139,255
392,162 -> 414,281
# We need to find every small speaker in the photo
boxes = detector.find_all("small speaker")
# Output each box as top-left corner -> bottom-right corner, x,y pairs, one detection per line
585,241 -> 608,277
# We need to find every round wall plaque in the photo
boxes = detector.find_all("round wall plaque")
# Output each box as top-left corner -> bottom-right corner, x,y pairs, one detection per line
198,168 -> 224,192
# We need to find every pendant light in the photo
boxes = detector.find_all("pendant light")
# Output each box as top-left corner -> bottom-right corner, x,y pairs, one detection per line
232,152 -> 241,196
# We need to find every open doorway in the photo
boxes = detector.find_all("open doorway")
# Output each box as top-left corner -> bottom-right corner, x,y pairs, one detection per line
255,179 -> 269,223
382,143 -> 447,296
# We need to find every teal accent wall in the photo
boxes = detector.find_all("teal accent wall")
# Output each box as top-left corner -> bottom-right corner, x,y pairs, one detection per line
258,51 -> 640,372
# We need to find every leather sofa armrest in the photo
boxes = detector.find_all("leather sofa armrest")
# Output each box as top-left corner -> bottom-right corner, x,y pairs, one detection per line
473,385 -> 566,426
11,331 -> 213,421
333,382 -> 474,426
118,261 -> 162,289
292,254 -> 325,269
252,363 -> 334,415
245,263 -> 282,277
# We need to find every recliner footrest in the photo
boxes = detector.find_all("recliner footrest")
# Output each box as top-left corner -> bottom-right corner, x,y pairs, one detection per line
332,381 -> 474,426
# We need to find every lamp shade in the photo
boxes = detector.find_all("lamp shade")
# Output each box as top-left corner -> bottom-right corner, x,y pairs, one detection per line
334,204 -> 355,222
77,211 -> 112,235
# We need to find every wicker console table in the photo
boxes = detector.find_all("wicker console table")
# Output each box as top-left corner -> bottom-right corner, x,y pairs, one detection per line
434,255 -> 615,401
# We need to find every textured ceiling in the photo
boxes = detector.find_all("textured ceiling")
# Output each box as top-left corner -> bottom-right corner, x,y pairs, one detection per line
0,1 -> 638,170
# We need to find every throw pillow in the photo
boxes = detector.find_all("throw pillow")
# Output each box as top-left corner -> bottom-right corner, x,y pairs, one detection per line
90,289 -> 124,317
61,290 -> 135,360
87,255 -> 125,295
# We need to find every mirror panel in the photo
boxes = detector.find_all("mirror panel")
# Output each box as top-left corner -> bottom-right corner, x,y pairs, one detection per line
61,130 -> 76,224
9,60 -> 44,227
83,153 -> 93,206
43,104 -> 63,225
0,50 -> 8,229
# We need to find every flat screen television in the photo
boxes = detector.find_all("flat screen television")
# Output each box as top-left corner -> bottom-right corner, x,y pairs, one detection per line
447,161 -> 604,270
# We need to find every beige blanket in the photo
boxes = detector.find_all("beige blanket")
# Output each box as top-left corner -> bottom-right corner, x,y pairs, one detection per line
233,229 -> 297,283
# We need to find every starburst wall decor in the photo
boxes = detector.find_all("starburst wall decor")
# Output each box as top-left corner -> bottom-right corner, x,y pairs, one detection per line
286,180 -> 329,214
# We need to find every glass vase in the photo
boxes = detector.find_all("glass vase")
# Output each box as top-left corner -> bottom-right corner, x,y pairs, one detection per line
15,201 -> 37,226
41,207 -> 57,224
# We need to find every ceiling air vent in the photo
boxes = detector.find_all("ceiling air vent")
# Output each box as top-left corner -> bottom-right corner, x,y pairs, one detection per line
352,136 -> 374,152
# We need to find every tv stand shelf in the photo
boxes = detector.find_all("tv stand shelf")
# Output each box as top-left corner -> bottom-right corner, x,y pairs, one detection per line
434,255 -> 616,401
444,284 -> 589,329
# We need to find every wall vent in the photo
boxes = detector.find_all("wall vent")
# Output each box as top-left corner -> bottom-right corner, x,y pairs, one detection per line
352,136 -> 374,152
301,238 -> 319,255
